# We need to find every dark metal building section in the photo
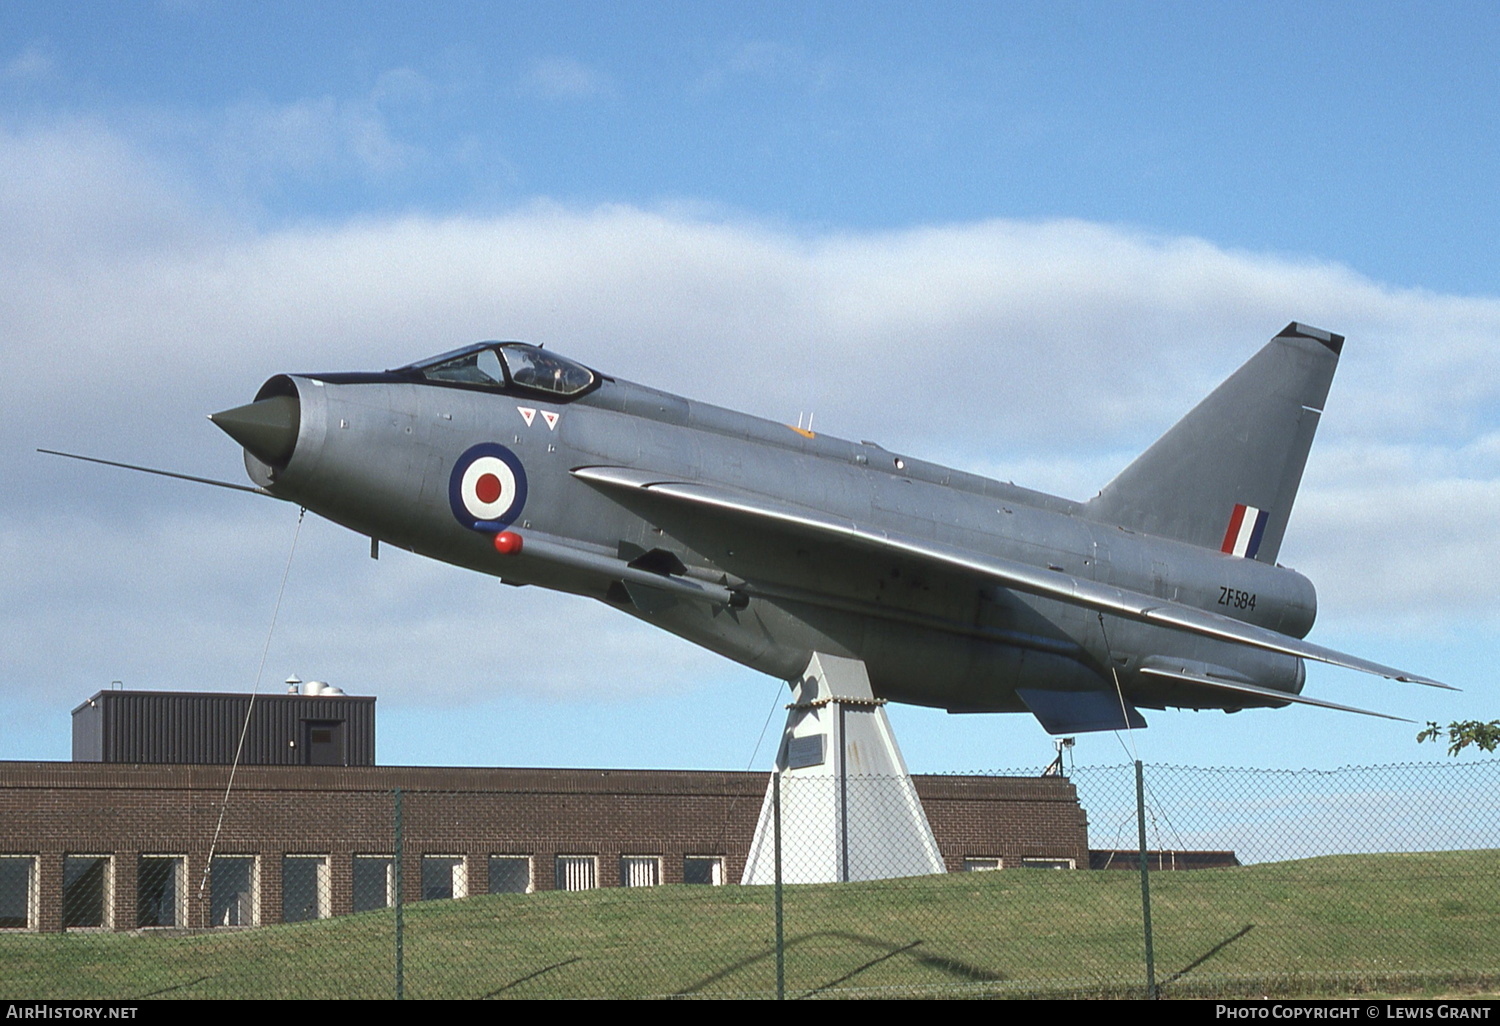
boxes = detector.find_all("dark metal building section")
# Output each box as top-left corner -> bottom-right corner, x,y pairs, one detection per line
70,691 -> 375,766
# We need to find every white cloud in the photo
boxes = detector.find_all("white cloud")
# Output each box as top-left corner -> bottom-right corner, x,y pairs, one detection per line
522,57 -> 609,99
213,92 -> 419,185
4,43 -> 54,81
4,123 -> 1499,718
370,67 -> 437,111
0,509 -> 724,705
68,67 -> 445,200
695,40 -> 838,93
0,121 -> 212,259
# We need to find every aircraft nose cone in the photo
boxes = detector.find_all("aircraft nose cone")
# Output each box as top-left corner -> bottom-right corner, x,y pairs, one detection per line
210,394 -> 300,466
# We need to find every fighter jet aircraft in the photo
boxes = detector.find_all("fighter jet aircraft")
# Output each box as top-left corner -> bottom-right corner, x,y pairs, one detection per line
49,322 -> 1450,733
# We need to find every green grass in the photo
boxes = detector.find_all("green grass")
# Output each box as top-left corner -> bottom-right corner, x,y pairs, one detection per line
4,851 -> 1498,1000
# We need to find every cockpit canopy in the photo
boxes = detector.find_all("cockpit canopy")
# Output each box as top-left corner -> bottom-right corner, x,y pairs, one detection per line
409,342 -> 597,398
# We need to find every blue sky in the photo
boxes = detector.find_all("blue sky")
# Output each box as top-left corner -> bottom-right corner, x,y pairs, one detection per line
3,2 -> 1498,774
8,1 -> 1496,291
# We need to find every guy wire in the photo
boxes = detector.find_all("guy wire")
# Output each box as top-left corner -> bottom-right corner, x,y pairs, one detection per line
1097,611 -> 1142,764
198,506 -> 306,907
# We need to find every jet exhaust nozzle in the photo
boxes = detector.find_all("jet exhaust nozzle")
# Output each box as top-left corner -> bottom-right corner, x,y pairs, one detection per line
210,394 -> 300,467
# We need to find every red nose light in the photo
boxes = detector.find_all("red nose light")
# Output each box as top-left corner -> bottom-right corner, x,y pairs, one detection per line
493,531 -> 524,555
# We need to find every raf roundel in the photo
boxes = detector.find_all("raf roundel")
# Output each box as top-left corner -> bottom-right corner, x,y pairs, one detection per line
449,443 -> 528,531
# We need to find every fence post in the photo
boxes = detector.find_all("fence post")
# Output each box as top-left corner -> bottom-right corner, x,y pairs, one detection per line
774,771 -> 785,1001
394,787 -> 405,1001
1135,761 -> 1157,999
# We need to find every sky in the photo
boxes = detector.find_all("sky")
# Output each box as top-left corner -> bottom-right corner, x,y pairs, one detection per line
2,1 -> 1498,776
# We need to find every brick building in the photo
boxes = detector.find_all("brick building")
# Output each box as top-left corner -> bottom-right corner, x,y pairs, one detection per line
0,761 -> 1090,932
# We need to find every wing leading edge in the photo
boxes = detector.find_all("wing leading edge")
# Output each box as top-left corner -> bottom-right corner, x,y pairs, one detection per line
572,465 -> 1451,692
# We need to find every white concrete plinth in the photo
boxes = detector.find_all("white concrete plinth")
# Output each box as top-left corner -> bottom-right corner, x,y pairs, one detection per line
741,653 -> 945,884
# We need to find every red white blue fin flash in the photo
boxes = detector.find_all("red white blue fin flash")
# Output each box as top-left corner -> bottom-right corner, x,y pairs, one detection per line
1221,503 -> 1269,559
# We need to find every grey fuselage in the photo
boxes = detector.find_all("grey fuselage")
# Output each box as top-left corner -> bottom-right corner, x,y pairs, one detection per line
241,363 -> 1314,716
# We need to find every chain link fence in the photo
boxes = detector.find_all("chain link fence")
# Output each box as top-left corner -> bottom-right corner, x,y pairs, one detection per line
0,761 -> 1495,998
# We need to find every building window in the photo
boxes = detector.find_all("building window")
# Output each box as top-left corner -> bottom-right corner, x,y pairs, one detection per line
421,856 -> 467,901
620,856 -> 661,888
63,855 -> 112,929
962,857 -> 1002,872
683,856 -> 725,886
352,855 -> 394,912
0,857 -> 37,930
555,855 -> 597,892
282,855 -> 329,922
1019,857 -> 1076,870
137,856 -> 185,928
210,856 -> 259,927
488,855 -> 532,894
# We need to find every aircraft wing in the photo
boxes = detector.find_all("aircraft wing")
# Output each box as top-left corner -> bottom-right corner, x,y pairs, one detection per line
572,465 -> 1452,691
1137,664 -> 1414,722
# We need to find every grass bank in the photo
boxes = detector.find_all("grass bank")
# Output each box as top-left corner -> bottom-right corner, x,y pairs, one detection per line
3,850 -> 1496,999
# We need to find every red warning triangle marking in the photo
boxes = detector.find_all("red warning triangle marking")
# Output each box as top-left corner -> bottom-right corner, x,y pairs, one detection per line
517,406 -> 536,427
541,410 -> 559,430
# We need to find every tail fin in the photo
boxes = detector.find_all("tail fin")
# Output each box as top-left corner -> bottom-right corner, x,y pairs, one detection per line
1085,322 -> 1342,564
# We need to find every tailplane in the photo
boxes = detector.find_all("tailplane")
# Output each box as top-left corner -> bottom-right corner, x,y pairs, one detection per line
1085,322 -> 1342,563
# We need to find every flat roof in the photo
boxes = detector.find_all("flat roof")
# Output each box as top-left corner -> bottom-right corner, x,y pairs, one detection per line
0,760 -> 1078,800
